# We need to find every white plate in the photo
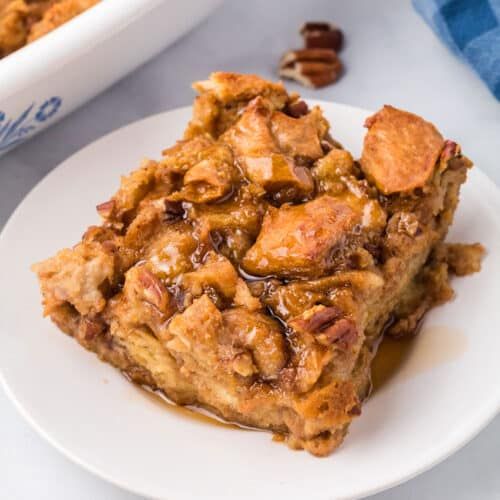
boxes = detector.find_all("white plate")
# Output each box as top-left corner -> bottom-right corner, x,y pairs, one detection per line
1,102 -> 499,500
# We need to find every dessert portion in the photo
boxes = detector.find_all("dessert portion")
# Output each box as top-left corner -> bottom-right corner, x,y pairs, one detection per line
0,0 -> 99,59
33,72 -> 483,456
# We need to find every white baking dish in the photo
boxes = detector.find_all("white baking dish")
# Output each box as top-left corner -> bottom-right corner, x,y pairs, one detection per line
0,0 -> 222,157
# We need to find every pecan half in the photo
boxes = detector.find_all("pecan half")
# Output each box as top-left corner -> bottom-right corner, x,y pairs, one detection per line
279,49 -> 343,88
321,318 -> 358,350
297,305 -> 342,333
292,306 -> 358,350
301,22 -> 344,52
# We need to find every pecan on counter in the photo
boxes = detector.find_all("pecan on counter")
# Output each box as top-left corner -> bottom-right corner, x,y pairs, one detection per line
301,21 -> 344,52
279,48 -> 343,89
279,20 -> 345,89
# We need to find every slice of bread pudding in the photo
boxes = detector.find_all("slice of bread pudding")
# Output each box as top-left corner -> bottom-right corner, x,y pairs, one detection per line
33,73 -> 482,456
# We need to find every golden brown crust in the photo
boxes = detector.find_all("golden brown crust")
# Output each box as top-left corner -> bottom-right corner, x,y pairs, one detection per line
360,105 -> 445,195
186,73 -> 290,139
0,0 -> 36,57
27,0 -> 99,42
0,0 -> 98,58
192,72 -> 288,106
221,97 -> 317,202
271,106 -> 328,160
33,73 -> 480,456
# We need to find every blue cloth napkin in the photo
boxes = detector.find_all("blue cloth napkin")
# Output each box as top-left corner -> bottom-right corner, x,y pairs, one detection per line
413,0 -> 500,99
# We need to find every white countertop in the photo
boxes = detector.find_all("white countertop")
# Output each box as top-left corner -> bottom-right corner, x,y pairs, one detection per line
1,0 -> 499,498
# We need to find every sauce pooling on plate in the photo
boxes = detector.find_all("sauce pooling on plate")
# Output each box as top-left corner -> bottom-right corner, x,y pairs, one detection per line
371,325 -> 468,393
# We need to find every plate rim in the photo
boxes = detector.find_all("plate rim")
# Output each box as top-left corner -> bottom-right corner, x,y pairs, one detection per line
1,101 -> 499,500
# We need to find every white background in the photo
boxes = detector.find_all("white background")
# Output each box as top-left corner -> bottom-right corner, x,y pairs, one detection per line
0,0 -> 499,498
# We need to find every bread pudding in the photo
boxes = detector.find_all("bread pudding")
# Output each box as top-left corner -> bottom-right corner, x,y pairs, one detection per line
33,72 -> 483,456
0,0 -> 99,59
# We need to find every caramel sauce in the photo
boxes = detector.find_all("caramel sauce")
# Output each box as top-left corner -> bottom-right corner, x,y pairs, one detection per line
371,336 -> 413,391
127,326 -> 467,426
132,383 -> 249,431
371,325 -> 468,393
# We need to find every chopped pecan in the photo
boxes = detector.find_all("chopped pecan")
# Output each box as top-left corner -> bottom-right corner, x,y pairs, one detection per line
279,49 -> 343,88
440,139 -> 460,164
295,305 -> 342,333
291,306 -> 358,350
285,99 -> 309,118
78,316 -> 106,343
301,22 -> 344,52
320,318 -> 358,349
96,199 -> 115,219
138,268 -> 169,310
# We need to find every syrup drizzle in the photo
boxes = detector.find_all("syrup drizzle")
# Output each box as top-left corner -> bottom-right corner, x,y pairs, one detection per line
128,380 -> 258,431
124,326 -> 467,428
371,325 -> 468,393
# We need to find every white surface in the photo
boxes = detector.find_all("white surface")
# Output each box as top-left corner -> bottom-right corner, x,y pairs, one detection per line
0,0 -> 499,499
1,101 -> 500,500
0,0 -> 222,156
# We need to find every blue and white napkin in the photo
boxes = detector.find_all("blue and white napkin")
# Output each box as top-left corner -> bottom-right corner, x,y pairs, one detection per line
413,0 -> 500,99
